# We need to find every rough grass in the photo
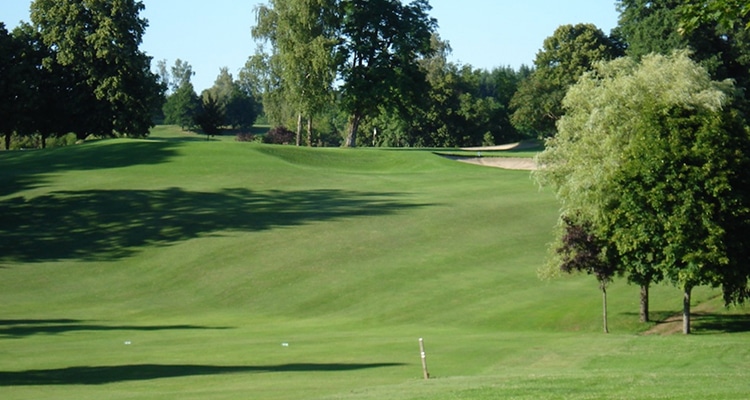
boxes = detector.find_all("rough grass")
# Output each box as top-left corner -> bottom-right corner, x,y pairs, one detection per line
0,126 -> 748,399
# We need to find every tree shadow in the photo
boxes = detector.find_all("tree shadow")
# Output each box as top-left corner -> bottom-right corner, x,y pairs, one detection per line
0,362 -> 406,386
692,312 -> 750,334
0,319 -> 229,339
0,187 -> 430,263
0,140 -> 180,197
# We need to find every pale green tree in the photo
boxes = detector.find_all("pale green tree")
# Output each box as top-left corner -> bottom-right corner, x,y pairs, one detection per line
536,51 -> 750,333
252,0 -> 339,146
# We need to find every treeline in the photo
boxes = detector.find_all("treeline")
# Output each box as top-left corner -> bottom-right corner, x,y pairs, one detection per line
2,0 -> 749,150
0,1 -> 163,150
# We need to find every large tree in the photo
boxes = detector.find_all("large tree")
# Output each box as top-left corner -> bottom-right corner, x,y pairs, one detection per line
0,23 -> 19,149
616,0 -> 750,110
30,0 -> 163,138
509,23 -> 622,138
535,52 -> 750,333
338,0 -> 436,147
252,0 -> 339,146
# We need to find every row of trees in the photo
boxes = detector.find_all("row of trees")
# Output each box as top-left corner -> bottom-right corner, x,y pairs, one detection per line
246,0 -> 536,148
157,60 -> 259,138
536,0 -> 750,334
0,0 -> 163,149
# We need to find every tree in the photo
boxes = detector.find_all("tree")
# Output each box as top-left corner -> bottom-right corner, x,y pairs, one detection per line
338,0 -> 436,147
678,0 -> 750,32
509,24 -> 622,138
0,23 -> 19,149
163,82 -> 201,130
162,59 -> 201,130
30,0 -> 163,138
252,0 -> 339,146
225,85 -> 258,131
616,0 -> 750,111
556,215 -> 619,333
535,52 -> 750,334
194,94 -> 225,140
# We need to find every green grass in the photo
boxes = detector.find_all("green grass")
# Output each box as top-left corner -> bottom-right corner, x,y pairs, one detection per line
0,128 -> 748,399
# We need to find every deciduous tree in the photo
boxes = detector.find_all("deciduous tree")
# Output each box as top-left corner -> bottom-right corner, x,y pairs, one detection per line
510,24 -> 622,138
30,0 -> 163,138
338,0 -> 436,147
535,52 -> 750,333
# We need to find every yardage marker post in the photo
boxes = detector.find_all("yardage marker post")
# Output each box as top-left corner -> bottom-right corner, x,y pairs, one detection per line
419,337 -> 430,380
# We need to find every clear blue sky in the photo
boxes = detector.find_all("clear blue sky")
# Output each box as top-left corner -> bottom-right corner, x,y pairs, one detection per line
2,1 -> 621,92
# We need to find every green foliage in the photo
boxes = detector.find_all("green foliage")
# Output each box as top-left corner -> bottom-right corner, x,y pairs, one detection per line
251,0 -> 339,143
29,0 -> 164,138
510,24 -> 622,138
536,51 -> 750,332
616,0 -> 750,111
163,82 -> 201,130
337,0 -> 436,146
193,94 -> 225,139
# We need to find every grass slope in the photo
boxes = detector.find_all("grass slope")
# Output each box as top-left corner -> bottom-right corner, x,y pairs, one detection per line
1,128 -> 749,399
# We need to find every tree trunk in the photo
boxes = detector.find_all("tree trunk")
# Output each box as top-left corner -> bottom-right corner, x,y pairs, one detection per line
296,113 -> 302,147
602,283 -> 609,334
683,285 -> 692,334
4,132 -> 11,150
307,116 -> 313,147
639,284 -> 649,323
345,113 -> 362,148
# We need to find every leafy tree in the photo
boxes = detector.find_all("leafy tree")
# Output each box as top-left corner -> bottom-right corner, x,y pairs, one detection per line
163,81 -> 201,130
225,85 -> 258,131
193,94 -> 225,139
202,67 -> 258,131
0,23 -> 19,149
535,52 -> 750,333
510,24 -> 622,138
338,0 -> 436,147
30,0 -> 164,138
252,0 -> 339,146
616,0 -> 750,111
203,67 -> 236,107
162,59 -> 200,130
678,0 -> 750,32
170,58 -> 195,92
557,215 -> 619,333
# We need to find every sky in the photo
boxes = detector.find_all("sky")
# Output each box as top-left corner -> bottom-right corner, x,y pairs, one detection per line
2,1 -> 621,92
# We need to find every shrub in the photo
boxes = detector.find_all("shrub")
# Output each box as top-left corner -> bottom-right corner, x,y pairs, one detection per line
235,132 -> 256,142
262,126 -> 295,145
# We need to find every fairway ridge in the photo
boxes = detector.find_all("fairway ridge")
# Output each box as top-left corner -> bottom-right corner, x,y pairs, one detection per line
1,132 -> 748,399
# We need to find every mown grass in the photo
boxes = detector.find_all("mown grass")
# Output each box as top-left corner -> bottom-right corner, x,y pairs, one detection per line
0,125 -> 748,399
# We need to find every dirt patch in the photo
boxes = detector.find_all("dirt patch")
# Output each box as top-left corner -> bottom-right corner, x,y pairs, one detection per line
642,302 -> 716,335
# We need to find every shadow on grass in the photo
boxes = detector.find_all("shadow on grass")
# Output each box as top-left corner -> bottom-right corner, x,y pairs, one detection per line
0,362 -> 406,385
0,140 -> 180,197
0,319 -> 229,339
630,310 -> 750,334
0,187 -> 429,262
692,312 -> 750,334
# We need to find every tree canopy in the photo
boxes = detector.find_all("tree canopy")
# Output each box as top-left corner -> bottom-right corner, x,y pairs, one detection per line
535,51 -> 750,333
30,0 -> 163,138
510,23 -> 622,138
